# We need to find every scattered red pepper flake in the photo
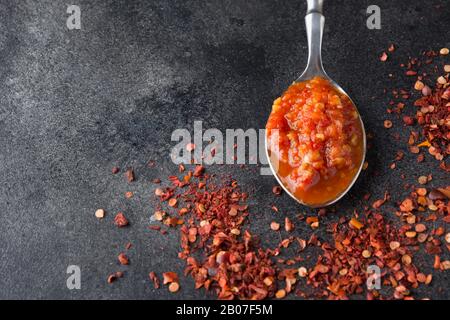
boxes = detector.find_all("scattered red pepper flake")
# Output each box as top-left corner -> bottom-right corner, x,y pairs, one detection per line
114,212 -> 128,227
102,154 -> 449,300
125,168 -> 135,183
125,191 -> 133,199
162,272 -> 179,285
285,217 -> 294,232
149,272 -> 160,289
118,253 -> 129,265
107,271 -> 123,284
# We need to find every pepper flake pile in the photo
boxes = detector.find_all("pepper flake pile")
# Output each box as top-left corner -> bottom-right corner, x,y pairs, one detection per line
101,164 -> 448,300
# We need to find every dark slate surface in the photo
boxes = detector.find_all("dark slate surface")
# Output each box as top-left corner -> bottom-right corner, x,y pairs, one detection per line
0,0 -> 448,299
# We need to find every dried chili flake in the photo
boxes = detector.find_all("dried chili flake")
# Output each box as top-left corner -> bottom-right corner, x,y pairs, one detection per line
114,212 -> 128,227
102,154 -> 448,300
349,218 -> 364,230
118,253 -> 129,265
125,168 -> 135,182
107,271 -> 123,284
284,217 -> 294,232
125,191 -> 133,199
193,165 -> 204,177
372,192 -> 389,209
162,272 -> 179,285
149,272 -> 160,289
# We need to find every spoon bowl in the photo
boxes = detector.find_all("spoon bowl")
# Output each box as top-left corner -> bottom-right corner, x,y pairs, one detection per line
265,0 -> 366,208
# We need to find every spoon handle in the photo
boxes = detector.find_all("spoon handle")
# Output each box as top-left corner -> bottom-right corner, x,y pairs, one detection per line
303,0 -> 326,78
306,0 -> 323,14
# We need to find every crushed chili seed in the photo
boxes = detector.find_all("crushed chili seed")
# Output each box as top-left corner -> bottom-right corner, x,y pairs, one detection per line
155,188 -> 164,196
437,76 -> 447,85
440,48 -> 449,55
153,210 -> 165,221
390,241 -> 401,250
168,282 -> 180,293
298,267 -> 308,277
406,215 -> 416,224
95,208 -> 105,219
362,250 -> 371,258
270,221 -> 280,231
275,289 -> 286,299
168,198 -> 178,207
415,224 -> 427,233
414,80 -> 424,91
383,120 -> 393,128
418,176 -> 428,185
272,186 -> 282,196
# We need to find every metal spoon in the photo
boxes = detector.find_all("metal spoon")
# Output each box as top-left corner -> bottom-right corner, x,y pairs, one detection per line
265,0 -> 366,208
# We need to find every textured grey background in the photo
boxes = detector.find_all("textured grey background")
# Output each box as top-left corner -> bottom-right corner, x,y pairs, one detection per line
0,0 -> 448,299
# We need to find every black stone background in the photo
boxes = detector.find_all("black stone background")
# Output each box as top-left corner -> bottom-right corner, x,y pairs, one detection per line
0,0 -> 448,299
